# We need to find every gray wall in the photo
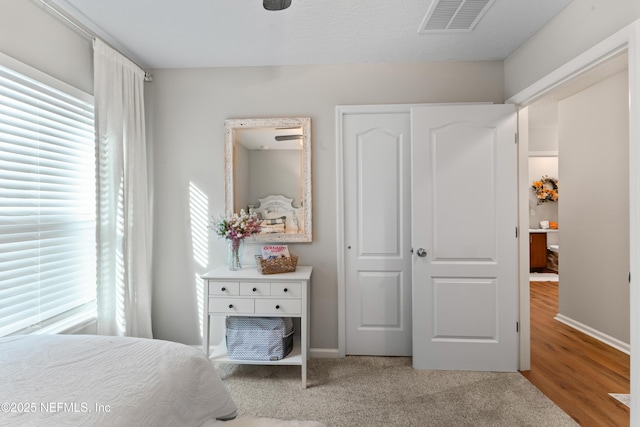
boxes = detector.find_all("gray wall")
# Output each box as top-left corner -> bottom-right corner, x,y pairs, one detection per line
528,157 -> 558,229
504,0 -> 640,99
248,150 -> 301,208
147,63 -> 505,348
528,118 -> 559,229
558,70 -> 630,343
0,0 -> 93,94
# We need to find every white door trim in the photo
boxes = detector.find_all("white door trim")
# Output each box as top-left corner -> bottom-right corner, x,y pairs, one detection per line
516,106 -> 530,370
507,18 -> 640,425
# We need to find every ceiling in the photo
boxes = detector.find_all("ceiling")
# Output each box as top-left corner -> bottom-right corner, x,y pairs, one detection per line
47,0 -> 572,69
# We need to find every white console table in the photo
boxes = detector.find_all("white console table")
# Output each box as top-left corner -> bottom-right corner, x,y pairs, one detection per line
201,265 -> 312,388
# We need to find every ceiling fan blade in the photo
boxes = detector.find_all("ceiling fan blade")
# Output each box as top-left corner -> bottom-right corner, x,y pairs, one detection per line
275,135 -> 303,141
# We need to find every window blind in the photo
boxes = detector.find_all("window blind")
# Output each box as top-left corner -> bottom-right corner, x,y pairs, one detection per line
0,60 -> 96,336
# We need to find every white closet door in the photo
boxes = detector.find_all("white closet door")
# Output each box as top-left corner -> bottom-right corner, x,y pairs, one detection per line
343,110 -> 412,356
411,104 -> 518,371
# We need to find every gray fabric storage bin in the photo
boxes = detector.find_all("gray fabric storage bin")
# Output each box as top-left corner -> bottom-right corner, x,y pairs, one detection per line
225,316 -> 294,361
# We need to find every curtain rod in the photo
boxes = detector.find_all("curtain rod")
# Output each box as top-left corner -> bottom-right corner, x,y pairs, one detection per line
36,0 -> 153,82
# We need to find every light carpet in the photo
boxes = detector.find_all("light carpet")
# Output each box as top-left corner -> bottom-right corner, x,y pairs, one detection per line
209,416 -> 325,427
217,356 -> 578,427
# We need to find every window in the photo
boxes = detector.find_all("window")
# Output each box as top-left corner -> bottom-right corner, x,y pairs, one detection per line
0,54 -> 96,336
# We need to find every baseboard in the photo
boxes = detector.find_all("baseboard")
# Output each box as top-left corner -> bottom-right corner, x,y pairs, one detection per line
310,348 -> 341,359
554,313 -> 631,355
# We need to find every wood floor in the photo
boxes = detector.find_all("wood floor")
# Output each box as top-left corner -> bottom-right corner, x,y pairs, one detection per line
521,280 -> 630,427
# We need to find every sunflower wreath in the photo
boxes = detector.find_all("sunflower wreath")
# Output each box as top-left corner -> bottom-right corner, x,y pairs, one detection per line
532,175 -> 558,205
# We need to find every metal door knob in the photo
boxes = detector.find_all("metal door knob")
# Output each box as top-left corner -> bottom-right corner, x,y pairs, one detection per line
416,248 -> 428,257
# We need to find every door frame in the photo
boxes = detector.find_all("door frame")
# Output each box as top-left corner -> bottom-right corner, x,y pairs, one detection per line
507,19 -> 640,424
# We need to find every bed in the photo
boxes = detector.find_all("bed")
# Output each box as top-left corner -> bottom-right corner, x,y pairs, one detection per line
250,195 -> 303,235
0,334 -> 237,426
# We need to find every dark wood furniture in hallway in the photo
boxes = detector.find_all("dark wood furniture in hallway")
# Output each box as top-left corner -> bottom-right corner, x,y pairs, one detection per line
522,280 -> 630,426
529,232 -> 548,271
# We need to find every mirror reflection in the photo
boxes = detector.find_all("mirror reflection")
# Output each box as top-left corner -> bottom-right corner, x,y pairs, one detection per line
224,117 -> 312,242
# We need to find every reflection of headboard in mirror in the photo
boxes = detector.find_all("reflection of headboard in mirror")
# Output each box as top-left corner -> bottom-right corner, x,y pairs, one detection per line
224,117 -> 311,243
249,195 -> 304,236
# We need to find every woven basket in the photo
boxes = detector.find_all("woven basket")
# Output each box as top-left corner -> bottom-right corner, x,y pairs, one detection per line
255,255 -> 298,275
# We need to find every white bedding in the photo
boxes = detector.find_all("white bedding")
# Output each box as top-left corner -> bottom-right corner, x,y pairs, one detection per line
0,334 -> 237,426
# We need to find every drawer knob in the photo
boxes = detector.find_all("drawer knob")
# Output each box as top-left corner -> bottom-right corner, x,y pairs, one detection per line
283,288 -> 288,293
252,287 -> 257,292
221,287 -> 226,292
228,304 -> 234,309
275,305 -> 280,309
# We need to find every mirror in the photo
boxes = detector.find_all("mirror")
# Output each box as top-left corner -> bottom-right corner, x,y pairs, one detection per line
224,117 -> 312,242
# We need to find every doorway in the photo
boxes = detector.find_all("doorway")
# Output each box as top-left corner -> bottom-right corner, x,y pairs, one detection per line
523,56 -> 631,423
510,21 -> 639,424
527,152 -> 559,282
523,50 -> 630,352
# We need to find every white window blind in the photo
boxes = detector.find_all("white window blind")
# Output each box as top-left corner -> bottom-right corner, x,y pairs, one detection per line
0,57 -> 96,336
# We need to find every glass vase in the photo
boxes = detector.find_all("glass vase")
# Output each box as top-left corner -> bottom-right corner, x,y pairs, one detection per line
227,239 -> 243,271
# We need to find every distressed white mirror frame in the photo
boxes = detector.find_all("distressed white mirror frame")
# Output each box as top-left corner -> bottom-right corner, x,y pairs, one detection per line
224,117 -> 312,242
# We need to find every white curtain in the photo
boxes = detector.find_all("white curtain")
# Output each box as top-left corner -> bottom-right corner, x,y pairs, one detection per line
94,39 -> 153,338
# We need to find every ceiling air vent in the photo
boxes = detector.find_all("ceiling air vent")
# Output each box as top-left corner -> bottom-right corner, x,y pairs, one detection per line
419,0 -> 496,33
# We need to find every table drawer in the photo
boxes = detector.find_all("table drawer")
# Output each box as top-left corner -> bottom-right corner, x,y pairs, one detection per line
271,282 -> 301,297
210,298 -> 254,314
209,281 -> 240,296
255,298 -> 301,315
240,282 -> 270,296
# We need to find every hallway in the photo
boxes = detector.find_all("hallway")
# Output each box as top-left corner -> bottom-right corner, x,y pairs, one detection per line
522,281 -> 630,426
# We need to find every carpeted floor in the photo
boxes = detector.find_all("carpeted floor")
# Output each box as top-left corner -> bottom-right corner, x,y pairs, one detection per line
208,416 -> 326,427
217,356 -> 578,427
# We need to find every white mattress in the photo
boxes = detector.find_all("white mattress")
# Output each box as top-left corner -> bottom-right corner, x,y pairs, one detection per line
0,334 -> 237,426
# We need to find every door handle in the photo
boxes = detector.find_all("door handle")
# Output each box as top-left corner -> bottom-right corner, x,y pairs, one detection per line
416,248 -> 428,258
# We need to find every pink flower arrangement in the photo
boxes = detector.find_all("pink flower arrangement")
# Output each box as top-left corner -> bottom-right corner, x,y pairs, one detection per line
210,210 -> 262,242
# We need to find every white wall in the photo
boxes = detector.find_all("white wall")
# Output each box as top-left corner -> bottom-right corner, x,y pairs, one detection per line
147,63 -> 505,348
528,157 -> 559,229
0,0 -> 93,94
528,108 -> 559,229
529,127 -> 558,153
504,0 -> 640,99
558,70 -> 630,343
